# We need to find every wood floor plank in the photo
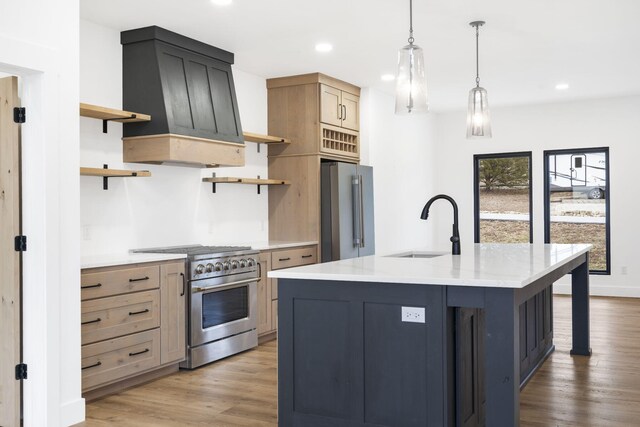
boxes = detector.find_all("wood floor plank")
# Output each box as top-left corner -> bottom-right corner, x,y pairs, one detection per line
78,295 -> 640,426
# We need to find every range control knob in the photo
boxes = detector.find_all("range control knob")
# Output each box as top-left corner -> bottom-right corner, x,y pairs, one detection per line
205,263 -> 214,273
195,264 -> 205,275
247,258 -> 256,267
222,261 -> 230,271
231,260 -> 239,269
214,262 -> 223,272
239,259 -> 247,268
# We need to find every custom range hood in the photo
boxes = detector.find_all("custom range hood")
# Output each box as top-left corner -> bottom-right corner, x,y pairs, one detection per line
121,26 -> 244,167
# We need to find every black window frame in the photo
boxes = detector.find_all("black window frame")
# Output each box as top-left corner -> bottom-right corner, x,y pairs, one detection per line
473,151 -> 533,244
543,147 -> 611,275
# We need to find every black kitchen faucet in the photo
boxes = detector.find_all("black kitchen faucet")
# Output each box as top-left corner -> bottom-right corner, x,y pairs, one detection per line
420,194 -> 461,255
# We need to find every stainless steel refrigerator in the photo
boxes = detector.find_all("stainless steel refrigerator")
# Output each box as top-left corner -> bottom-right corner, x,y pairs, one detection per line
321,162 -> 375,262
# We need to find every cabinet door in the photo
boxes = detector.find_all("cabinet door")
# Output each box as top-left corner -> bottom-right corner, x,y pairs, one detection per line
160,262 -> 186,364
341,91 -> 360,131
257,253 -> 273,335
320,84 -> 342,127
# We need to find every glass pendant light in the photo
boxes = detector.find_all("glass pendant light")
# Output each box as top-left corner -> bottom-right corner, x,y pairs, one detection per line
395,0 -> 428,114
467,21 -> 492,138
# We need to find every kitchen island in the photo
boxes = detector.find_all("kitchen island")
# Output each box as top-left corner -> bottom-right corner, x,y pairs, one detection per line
269,243 -> 592,427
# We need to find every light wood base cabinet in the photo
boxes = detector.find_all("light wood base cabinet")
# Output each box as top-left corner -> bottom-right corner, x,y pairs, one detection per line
80,260 -> 186,393
257,245 -> 317,341
160,262 -> 186,365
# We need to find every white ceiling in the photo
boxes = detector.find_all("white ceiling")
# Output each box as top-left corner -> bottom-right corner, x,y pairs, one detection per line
80,0 -> 640,111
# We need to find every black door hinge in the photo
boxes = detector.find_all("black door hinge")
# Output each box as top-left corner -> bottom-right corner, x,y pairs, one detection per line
14,235 -> 27,252
13,107 -> 26,123
15,363 -> 27,380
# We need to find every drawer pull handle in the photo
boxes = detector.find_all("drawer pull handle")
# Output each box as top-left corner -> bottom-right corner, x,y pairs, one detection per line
129,308 -> 150,316
81,283 -> 102,289
301,254 -> 313,259
278,257 -> 291,262
82,361 -> 102,370
81,318 -> 101,325
129,276 -> 150,283
129,348 -> 150,357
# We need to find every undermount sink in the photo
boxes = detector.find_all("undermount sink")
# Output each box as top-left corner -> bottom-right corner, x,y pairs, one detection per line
387,251 -> 447,259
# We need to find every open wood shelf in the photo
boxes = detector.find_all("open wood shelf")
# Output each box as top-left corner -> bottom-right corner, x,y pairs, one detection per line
80,103 -> 151,133
80,165 -> 151,190
202,177 -> 290,185
243,132 -> 290,144
80,167 -> 151,178
80,103 -> 151,123
202,176 -> 290,194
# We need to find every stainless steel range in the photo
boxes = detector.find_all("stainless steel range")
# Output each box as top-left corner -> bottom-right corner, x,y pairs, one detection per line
136,245 -> 259,369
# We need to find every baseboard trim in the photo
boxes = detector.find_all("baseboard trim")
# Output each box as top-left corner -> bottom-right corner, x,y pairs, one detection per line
61,397 -> 85,426
553,283 -> 640,298
258,331 -> 277,345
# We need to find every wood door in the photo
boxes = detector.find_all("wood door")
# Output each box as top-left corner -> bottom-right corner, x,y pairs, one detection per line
257,252 -> 272,335
160,262 -> 186,364
340,92 -> 360,131
319,84 -> 342,128
0,76 -> 22,427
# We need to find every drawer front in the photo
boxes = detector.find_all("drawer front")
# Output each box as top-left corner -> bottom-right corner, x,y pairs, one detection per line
81,329 -> 161,391
81,290 -> 160,345
271,246 -> 317,270
81,265 -> 160,300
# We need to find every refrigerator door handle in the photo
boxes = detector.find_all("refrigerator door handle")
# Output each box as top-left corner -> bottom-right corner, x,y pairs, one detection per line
352,176 -> 362,247
359,174 -> 365,248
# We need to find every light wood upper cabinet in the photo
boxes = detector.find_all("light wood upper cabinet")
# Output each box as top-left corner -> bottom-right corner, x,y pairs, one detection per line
267,73 -> 361,161
320,84 -> 360,131
320,84 -> 343,128
341,91 -> 360,131
160,262 -> 186,365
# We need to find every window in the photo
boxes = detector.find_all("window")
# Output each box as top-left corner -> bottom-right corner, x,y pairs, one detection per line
544,148 -> 610,274
474,152 -> 533,243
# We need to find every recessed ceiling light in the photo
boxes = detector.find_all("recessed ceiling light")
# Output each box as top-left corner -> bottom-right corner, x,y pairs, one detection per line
555,83 -> 569,90
381,74 -> 395,82
211,0 -> 232,6
315,43 -> 333,53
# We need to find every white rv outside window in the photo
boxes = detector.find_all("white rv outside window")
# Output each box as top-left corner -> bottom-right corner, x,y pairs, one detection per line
544,148 -> 610,274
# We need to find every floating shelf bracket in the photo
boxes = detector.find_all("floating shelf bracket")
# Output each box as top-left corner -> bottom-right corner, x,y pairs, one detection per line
211,172 -> 217,194
102,164 -> 109,190
102,114 -> 137,134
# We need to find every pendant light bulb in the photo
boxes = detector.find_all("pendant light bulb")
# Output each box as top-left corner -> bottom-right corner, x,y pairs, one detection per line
466,21 -> 492,139
395,0 -> 428,114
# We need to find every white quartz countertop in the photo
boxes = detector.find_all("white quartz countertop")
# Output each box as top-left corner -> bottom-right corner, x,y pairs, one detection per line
268,243 -> 592,289
81,253 -> 187,270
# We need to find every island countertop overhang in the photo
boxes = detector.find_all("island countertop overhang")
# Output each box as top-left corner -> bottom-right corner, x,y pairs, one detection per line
268,243 -> 592,289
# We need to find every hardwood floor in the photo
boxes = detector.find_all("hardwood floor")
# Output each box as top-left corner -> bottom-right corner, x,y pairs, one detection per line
80,295 -> 640,426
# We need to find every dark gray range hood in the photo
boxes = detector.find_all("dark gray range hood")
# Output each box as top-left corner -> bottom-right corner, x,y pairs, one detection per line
121,26 -> 244,167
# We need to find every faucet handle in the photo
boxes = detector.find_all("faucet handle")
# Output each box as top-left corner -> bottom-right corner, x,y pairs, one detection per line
450,236 -> 460,243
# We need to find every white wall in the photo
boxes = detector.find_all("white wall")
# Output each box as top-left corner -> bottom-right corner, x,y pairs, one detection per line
434,96 -> 640,297
361,88 -> 438,254
80,20 -> 269,256
0,0 -> 83,425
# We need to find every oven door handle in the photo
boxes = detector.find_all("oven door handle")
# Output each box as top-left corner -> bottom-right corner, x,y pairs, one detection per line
192,277 -> 259,294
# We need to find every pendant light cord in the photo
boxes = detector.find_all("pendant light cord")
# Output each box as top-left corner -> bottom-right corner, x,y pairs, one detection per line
408,0 -> 414,44
475,24 -> 480,87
